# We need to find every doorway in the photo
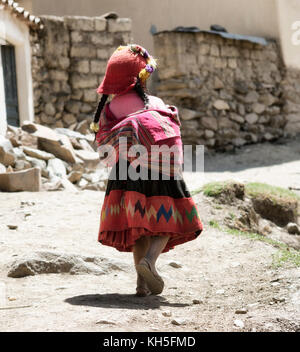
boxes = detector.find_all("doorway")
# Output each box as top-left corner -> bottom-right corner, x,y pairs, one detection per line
1,45 -> 20,127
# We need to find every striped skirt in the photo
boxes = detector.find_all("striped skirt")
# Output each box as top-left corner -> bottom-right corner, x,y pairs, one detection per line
98,160 -> 203,253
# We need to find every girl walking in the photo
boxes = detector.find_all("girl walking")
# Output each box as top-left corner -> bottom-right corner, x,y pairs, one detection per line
91,44 -> 203,297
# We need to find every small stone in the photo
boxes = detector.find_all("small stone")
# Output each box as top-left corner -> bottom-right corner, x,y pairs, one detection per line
252,103 -> 266,114
168,261 -> 182,268
95,320 -> 116,325
192,299 -> 203,305
235,308 -> 248,314
204,130 -> 214,139
171,318 -> 186,326
68,171 -> 82,183
244,91 -> 259,103
272,297 -> 285,303
22,147 -> 55,161
213,77 -> 224,89
216,289 -> 225,295
47,158 -> 67,179
287,222 -> 300,235
78,178 -> 89,188
213,99 -> 230,110
234,319 -> 245,328
245,113 -> 259,124
162,311 -> 172,317
7,224 -> 18,230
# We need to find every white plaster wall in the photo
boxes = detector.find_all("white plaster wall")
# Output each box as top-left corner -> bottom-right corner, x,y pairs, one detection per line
0,8 -> 34,135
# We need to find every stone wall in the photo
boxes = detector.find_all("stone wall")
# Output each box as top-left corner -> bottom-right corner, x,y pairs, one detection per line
153,31 -> 300,150
30,15 -> 132,133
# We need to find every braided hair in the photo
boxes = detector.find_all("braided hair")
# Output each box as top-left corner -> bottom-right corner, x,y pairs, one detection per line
92,94 -> 109,127
134,78 -> 149,108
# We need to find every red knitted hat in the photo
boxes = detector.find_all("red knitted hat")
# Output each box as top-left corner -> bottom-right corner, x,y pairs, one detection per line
97,44 -> 156,95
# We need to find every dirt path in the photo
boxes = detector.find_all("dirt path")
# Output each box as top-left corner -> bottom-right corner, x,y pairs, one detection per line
0,187 -> 299,332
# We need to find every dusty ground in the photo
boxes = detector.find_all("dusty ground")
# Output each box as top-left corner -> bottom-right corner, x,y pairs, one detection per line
0,138 -> 300,332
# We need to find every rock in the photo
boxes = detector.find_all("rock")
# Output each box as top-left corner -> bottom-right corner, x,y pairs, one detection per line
272,296 -> 285,303
14,160 -> 32,171
171,318 -> 186,326
259,93 -> 277,106
95,320 -> 116,325
201,117 -> 218,131
234,319 -> 245,328
47,158 -> 67,178
192,299 -> 203,304
7,225 -> 18,230
38,134 -> 76,164
75,150 -> 99,168
78,178 -> 89,188
234,80 -> 248,95
13,147 -> 26,160
0,163 -> 6,173
180,108 -> 198,121
59,178 -> 78,192
251,197 -> 298,227
63,114 -> 77,126
162,311 -> 172,317
55,128 -> 88,141
287,222 -> 300,235
245,113 -> 259,124
79,139 -> 95,152
213,99 -> 230,110
204,130 -> 214,139
22,122 -> 76,163
244,91 -> 259,103
230,113 -> 245,124
232,138 -> 247,147
25,156 -> 47,171
83,181 -> 106,191
235,308 -> 248,314
252,103 -> 266,114
7,251 -> 128,278
0,135 -> 15,166
22,147 -> 55,161
42,178 -> 62,192
68,171 -> 83,183
213,77 -> 224,89
168,261 -> 182,268
0,168 -> 41,192
76,120 -> 89,134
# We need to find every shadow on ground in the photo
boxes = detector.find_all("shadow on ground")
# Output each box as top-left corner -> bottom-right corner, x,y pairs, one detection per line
202,138 -> 300,172
65,293 -> 190,310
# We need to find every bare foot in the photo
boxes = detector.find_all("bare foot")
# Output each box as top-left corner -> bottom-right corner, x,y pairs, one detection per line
136,274 -> 151,297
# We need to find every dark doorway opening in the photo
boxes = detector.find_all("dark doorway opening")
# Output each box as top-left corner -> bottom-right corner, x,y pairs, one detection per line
1,45 -> 20,127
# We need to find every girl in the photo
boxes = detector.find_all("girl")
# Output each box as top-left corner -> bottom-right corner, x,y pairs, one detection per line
91,44 -> 203,297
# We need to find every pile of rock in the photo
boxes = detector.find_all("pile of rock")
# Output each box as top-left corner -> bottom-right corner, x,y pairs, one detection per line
0,122 -> 108,192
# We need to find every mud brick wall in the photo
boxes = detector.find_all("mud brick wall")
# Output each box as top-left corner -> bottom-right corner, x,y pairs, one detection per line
30,16 -> 132,132
153,31 -> 300,150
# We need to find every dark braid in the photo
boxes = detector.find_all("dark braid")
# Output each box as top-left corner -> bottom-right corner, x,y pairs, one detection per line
134,78 -> 149,108
93,94 -> 109,124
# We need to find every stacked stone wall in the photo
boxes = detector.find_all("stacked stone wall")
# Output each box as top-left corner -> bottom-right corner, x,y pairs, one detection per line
154,31 -> 300,150
30,16 -> 132,133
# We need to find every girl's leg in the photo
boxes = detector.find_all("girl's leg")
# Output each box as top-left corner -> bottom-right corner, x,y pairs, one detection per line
135,235 -> 170,295
144,235 -> 170,276
133,236 -> 151,296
